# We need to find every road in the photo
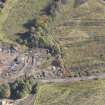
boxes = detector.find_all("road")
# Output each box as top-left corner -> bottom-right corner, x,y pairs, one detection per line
39,73 -> 105,83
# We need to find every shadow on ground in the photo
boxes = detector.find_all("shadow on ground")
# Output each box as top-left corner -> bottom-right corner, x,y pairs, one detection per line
16,19 -> 35,47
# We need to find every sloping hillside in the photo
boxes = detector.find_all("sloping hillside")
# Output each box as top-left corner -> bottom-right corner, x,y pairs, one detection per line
49,0 -> 105,76
1,0 -> 105,76
1,0 -> 50,41
1,0 -> 105,105
35,80 -> 105,105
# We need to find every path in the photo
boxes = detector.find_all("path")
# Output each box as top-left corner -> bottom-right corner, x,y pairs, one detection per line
40,73 -> 105,83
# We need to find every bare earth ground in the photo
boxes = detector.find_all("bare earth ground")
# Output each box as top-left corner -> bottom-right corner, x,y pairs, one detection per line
0,50 -> 18,75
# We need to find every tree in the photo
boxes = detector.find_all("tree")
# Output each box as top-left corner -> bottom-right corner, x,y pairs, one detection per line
31,83 -> 37,94
11,78 -> 37,99
11,80 -> 30,99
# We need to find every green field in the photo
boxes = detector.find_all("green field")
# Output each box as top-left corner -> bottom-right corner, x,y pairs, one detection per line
49,0 -> 105,76
1,0 -> 105,75
1,0 -> 105,105
0,0 -> 50,42
35,80 -> 105,105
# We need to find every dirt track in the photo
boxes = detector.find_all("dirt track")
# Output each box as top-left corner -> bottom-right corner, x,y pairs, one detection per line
40,73 -> 105,83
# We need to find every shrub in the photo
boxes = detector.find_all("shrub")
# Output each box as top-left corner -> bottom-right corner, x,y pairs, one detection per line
0,84 -> 11,99
31,83 -> 37,94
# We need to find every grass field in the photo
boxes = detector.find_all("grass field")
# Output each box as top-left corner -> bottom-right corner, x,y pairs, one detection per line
1,0 -> 50,41
1,0 -> 105,75
0,0 -> 17,43
35,80 -> 105,105
49,0 -> 105,76
1,1 -> 105,104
